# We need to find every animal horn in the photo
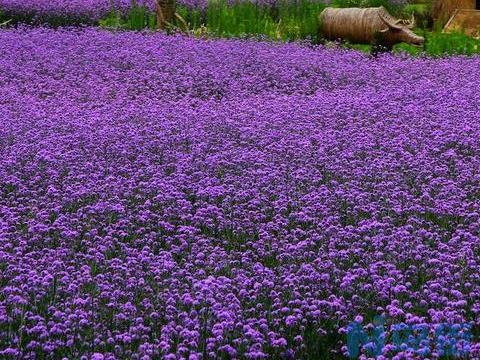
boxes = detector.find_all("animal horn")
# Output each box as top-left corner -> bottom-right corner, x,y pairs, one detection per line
379,12 -> 403,30
407,14 -> 416,29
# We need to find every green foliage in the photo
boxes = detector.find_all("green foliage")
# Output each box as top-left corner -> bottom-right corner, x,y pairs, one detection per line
0,10 -> 9,26
100,1 -> 156,30
396,31 -> 480,57
427,32 -> 480,56
201,0 -> 325,41
402,2 -> 433,30
100,0 -> 326,41
99,10 -> 123,29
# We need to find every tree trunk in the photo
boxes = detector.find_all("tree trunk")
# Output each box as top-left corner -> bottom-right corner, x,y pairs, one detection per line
156,0 -> 176,30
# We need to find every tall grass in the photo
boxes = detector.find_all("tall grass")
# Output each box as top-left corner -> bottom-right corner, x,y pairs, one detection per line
101,0 -> 326,41
100,1 -> 156,30
200,0 -> 325,40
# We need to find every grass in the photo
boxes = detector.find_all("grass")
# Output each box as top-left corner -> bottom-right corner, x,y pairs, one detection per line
345,31 -> 480,57
100,6 -> 156,30
396,31 -> 480,57
206,0 -> 325,40
100,0 -> 327,42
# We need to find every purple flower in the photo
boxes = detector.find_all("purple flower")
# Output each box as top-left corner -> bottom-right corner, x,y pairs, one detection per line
1,26 -> 480,359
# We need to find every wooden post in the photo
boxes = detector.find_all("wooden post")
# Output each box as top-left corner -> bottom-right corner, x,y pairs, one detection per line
156,0 -> 176,30
433,0 -> 477,26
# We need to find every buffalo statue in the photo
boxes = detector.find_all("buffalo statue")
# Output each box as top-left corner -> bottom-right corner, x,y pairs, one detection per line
319,7 -> 424,48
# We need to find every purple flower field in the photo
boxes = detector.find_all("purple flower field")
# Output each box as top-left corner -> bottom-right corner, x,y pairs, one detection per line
1,27 -> 480,359
0,0 -> 155,22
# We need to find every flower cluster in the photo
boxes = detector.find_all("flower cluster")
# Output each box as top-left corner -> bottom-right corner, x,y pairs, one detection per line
0,0 -> 155,23
1,27 -> 480,359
